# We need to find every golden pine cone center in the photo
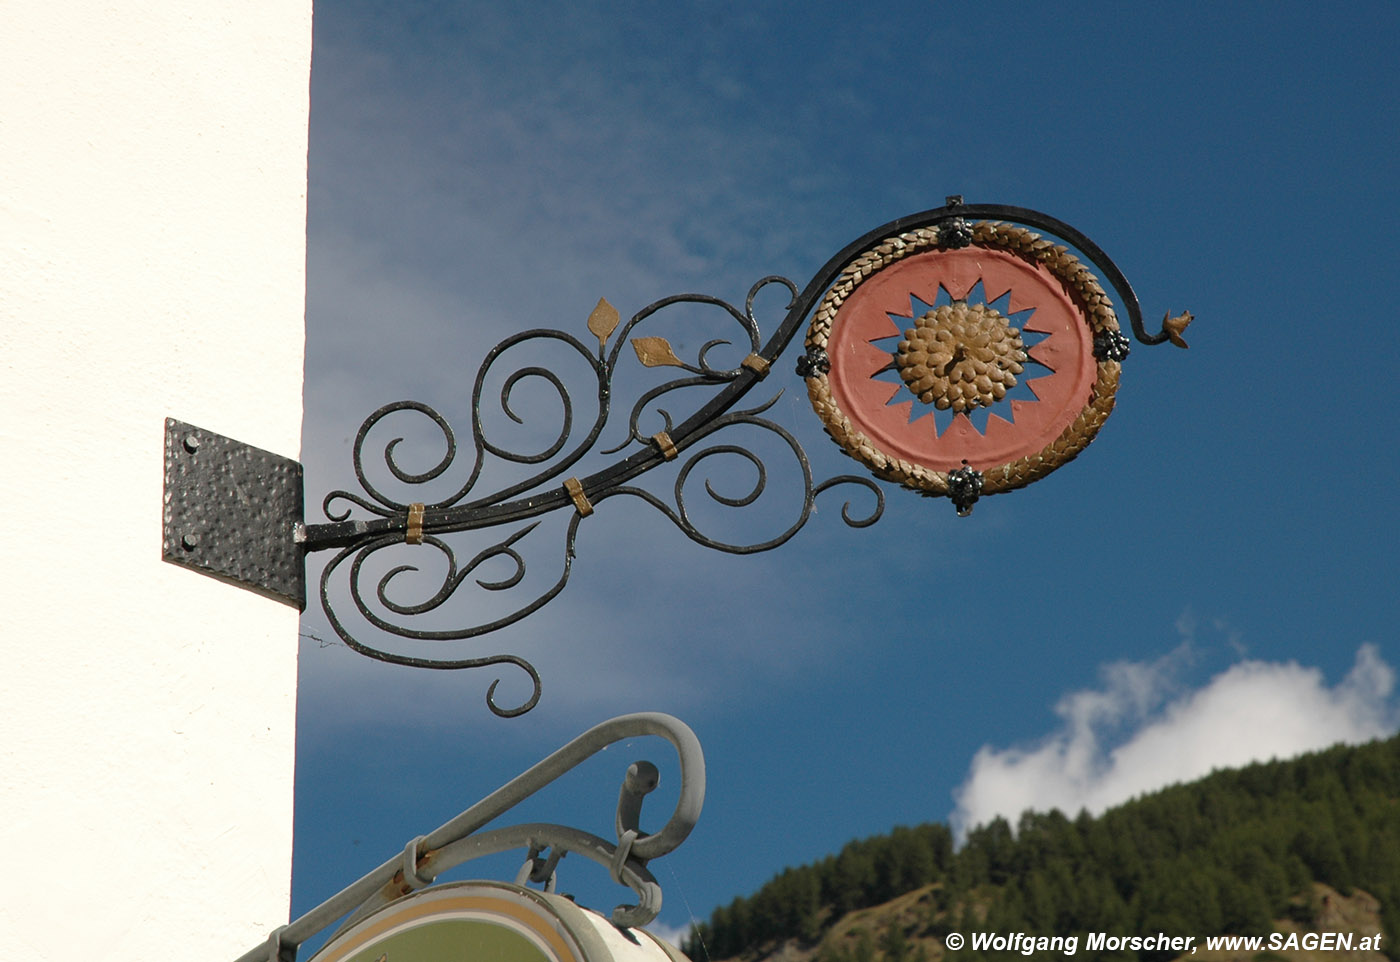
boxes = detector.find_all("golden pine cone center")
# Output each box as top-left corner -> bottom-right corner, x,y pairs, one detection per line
894,302 -> 1028,413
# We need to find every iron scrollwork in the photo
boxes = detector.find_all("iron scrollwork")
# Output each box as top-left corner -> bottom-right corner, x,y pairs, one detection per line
298,199 -> 1188,716
302,276 -> 883,716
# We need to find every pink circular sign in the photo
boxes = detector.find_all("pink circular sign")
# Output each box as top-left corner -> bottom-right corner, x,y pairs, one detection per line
825,246 -> 1097,473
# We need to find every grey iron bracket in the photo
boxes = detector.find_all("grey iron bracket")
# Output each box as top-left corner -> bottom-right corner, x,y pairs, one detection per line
162,418 -> 306,609
231,711 -> 706,962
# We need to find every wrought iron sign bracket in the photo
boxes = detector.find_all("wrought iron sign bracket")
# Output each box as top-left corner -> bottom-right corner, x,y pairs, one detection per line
163,198 -> 1193,716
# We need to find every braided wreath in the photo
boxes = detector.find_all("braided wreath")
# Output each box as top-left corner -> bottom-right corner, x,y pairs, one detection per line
804,220 -> 1127,511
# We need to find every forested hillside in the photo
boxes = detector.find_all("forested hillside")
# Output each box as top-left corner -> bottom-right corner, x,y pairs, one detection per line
683,735 -> 1400,961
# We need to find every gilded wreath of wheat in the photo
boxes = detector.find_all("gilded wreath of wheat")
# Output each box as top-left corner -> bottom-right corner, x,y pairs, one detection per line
805,221 -> 1127,497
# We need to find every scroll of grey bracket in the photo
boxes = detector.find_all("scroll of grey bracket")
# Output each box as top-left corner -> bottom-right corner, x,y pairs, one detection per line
234,712 -> 705,962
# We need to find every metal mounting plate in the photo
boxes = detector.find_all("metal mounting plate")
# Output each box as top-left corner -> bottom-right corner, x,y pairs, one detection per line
162,418 -> 305,609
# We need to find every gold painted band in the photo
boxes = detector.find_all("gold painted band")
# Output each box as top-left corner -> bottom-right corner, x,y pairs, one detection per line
741,353 -> 771,376
563,477 -> 594,517
651,431 -> 678,460
406,502 -> 426,544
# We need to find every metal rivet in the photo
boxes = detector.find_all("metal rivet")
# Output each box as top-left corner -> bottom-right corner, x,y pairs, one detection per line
183,434 -> 200,454
182,533 -> 199,550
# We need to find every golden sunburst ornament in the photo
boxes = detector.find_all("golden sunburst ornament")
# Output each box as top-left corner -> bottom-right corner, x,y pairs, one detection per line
894,300 -> 1028,412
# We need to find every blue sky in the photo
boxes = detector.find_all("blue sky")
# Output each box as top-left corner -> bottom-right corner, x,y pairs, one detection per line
292,0 -> 1400,950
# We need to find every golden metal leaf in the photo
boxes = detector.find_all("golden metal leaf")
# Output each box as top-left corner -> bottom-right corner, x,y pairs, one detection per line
632,336 -> 683,368
1162,309 -> 1193,349
587,297 -> 620,348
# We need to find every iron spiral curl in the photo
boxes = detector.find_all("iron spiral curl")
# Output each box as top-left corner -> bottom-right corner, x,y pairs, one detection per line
605,394 -> 882,554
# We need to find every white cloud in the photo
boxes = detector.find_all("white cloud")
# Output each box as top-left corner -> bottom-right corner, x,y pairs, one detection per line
950,643 -> 1398,841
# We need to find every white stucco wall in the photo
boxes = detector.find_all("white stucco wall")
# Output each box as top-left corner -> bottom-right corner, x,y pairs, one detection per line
0,5 -> 311,959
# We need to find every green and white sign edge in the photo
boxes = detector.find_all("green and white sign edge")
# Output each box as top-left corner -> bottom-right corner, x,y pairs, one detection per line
310,880 -> 689,962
